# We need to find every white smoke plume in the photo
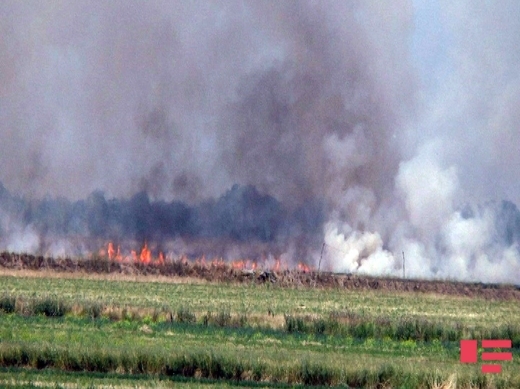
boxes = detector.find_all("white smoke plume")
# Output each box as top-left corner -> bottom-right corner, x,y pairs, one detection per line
0,1 -> 519,282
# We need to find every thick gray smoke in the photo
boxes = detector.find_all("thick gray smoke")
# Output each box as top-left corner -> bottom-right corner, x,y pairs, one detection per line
0,1 -> 519,282
0,181 -> 324,259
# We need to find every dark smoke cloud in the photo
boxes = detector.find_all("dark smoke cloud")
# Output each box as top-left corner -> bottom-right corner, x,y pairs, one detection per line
0,1 -> 519,282
0,181 -> 324,260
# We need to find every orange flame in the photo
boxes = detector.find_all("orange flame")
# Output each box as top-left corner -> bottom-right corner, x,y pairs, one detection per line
157,252 -> 165,265
298,262 -> 311,273
103,242 -> 123,261
107,242 -> 115,260
140,242 -> 152,264
99,242 -> 308,272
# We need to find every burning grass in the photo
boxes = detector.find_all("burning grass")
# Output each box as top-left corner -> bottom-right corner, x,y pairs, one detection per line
1,251 -> 520,301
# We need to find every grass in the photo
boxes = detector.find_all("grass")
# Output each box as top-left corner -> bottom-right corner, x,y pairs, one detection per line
0,272 -> 519,387
2,293 -> 520,345
1,273 -> 518,329
0,367 -> 272,388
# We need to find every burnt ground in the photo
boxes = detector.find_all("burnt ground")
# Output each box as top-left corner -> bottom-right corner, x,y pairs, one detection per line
1,251 -> 519,300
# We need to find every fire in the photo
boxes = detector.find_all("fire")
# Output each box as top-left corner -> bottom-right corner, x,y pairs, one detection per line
297,262 -> 311,273
231,260 -> 245,270
229,259 -> 261,271
97,242 -> 300,272
106,242 -> 123,261
107,242 -> 115,260
158,252 -> 165,265
140,242 -> 152,264
98,242 -> 165,264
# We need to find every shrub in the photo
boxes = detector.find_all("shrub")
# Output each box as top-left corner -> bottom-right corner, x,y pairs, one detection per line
32,298 -> 70,317
83,302 -> 103,319
313,318 -> 327,335
0,295 -> 16,314
351,321 -> 375,339
151,308 -> 161,322
284,315 -> 307,333
176,306 -> 196,323
236,314 -> 248,328
202,311 -> 212,326
214,310 -> 231,327
299,360 -> 335,386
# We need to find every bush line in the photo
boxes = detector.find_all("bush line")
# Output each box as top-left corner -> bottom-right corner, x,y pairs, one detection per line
1,294 -> 520,347
0,343 -> 516,388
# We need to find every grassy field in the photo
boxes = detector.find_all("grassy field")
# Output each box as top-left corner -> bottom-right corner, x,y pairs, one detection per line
0,270 -> 519,388
0,368 -> 264,388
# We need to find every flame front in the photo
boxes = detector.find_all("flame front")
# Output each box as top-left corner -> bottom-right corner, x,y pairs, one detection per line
97,243 -> 309,273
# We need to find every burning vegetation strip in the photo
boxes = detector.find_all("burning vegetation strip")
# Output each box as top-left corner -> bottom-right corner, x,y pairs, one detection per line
1,251 -> 520,300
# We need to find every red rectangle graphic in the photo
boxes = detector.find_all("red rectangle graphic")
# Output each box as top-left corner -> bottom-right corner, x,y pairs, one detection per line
481,352 -> 513,361
460,340 -> 478,363
481,364 -> 502,374
482,340 -> 512,348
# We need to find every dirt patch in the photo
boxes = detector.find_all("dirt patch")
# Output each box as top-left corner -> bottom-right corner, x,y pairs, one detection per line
1,251 -> 519,300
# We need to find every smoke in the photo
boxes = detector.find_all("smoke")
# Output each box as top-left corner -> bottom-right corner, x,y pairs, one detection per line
0,181 -> 324,260
0,1 -> 519,282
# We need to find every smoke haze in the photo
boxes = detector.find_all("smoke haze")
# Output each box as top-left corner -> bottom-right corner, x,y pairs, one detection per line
0,1 -> 519,283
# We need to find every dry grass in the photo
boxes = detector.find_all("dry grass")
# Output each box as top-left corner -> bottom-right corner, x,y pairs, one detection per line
430,373 -> 457,389
0,267 -> 209,285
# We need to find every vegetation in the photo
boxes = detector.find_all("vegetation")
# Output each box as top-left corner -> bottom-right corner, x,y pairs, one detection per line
0,271 -> 519,387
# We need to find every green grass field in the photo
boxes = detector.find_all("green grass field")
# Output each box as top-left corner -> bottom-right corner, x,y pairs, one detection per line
0,271 -> 519,388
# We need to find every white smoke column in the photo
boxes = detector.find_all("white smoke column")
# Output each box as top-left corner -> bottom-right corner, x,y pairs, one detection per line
393,141 -> 460,279
396,143 -> 459,240
393,142 -> 520,282
324,221 -> 395,276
